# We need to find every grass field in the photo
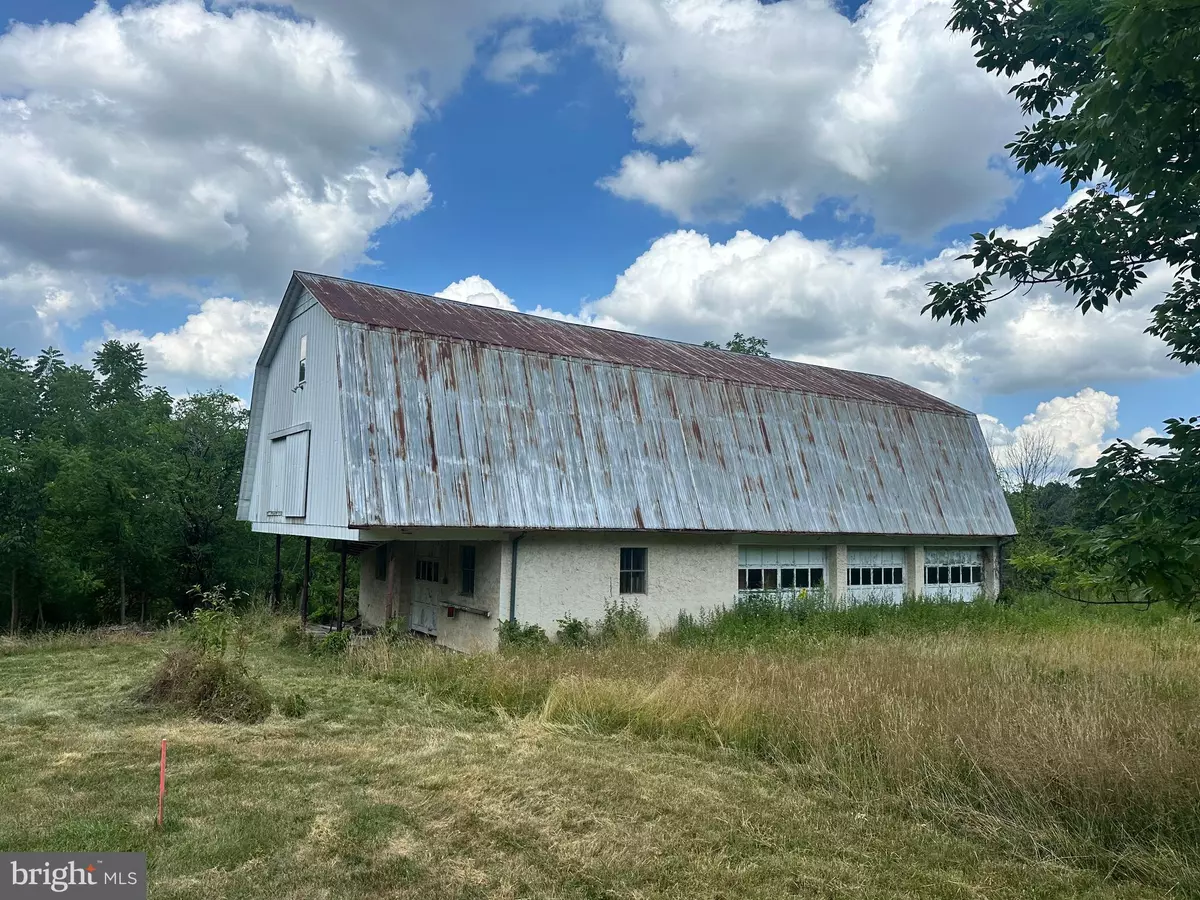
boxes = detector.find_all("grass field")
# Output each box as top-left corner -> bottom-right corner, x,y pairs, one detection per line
1,597 -> 1198,898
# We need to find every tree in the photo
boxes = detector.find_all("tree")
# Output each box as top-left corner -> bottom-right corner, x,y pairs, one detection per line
929,0 -> 1200,607
702,333 -> 771,357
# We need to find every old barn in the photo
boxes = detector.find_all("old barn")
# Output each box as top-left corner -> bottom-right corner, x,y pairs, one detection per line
238,272 -> 1015,651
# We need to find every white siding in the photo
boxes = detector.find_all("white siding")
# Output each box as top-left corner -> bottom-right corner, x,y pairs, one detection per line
245,292 -> 348,531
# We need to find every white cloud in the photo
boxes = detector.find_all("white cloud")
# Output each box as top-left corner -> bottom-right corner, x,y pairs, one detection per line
485,26 -> 556,85
438,275 -> 519,310
0,0 -> 431,341
582,218 -> 1182,407
598,0 -> 1023,238
103,297 -> 275,381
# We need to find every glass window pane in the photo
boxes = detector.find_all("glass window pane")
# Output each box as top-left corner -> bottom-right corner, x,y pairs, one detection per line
631,571 -> 645,593
738,568 -> 747,590
849,568 -> 860,586
893,567 -> 903,584
780,569 -> 795,589
795,569 -> 808,589
748,569 -> 763,590
620,571 -> 632,594
811,569 -> 824,588
950,566 -> 961,584
973,566 -> 983,584
764,569 -> 778,590
873,567 -> 884,585
883,567 -> 893,585
939,566 -> 950,584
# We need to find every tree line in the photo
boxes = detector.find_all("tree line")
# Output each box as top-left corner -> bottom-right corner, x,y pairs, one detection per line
0,342 -> 348,630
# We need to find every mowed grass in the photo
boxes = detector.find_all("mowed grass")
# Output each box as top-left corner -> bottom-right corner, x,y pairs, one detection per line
1,600 -> 1198,898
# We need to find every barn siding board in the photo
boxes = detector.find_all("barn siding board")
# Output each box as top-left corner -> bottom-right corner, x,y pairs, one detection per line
333,324 -> 1013,536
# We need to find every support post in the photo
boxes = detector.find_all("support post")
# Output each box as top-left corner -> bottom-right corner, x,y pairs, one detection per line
272,534 -> 282,610
904,546 -> 925,600
337,542 -> 347,632
300,537 -> 311,628
384,545 -> 395,623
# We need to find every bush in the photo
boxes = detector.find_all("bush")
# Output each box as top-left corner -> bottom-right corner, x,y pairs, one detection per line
280,693 -> 309,719
499,619 -> 550,650
596,600 -> 649,645
135,649 -> 272,723
314,629 -> 352,657
555,615 -> 591,648
175,584 -> 250,661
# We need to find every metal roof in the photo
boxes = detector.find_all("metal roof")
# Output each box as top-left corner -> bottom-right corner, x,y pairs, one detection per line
296,271 -> 967,416
335,323 -> 1016,536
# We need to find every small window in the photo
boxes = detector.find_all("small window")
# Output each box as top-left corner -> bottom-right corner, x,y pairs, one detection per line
738,569 -> 747,590
848,568 -> 861,586
620,547 -> 647,594
298,334 -> 307,385
883,567 -> 894,585
780,569 -> 795,589
972,565 -> 983,584
460,545 -> 476,595
893,567 -> 903,584
375,546 -> 388,582
417,559 -> 440,583
811,569 -> 824,588
764,568 -> 778,590
747,568 -> 763,590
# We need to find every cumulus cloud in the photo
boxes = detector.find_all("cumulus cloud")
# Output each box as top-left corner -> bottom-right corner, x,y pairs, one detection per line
485,26 -> 556,85
598,0 -> 1023,238
0,0 -> 431,343
103,297 -> 275,382
438,276 -> 519,310
582,220 -> 1181,407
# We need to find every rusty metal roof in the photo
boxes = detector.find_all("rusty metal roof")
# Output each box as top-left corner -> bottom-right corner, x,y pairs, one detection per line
296,271 -> 967,415
334,323 -> 1016,536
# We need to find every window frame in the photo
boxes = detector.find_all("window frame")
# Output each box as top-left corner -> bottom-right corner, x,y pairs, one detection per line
847,566 -> 904,587
619,547 -> 648,595
460,545 -> 476,596
298,334 -> 308,386
416,558 -> 440,583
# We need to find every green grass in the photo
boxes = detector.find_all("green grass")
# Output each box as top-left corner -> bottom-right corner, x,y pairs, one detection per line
1,598 -> 1197,898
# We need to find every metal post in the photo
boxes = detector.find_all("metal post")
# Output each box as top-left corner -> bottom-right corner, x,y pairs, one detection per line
300,537 -> 311,628
272,534 -> 282,610
337,542 -> 347,632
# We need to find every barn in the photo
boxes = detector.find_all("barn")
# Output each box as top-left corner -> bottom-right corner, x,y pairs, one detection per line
237,272 -> 1016,651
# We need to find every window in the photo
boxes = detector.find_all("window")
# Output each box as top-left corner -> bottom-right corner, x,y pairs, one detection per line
620,547 -> 647,594
416,559 -> 440,583
460,545 -> 476,595
375,546 -> 388,582
737,547 -> 825,595
925,565 -> 982,585
298,335 -> 307,385
848,566 -> 904,586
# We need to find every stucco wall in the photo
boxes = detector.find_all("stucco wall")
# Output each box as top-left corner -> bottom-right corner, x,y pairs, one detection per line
511,532 -> 737,638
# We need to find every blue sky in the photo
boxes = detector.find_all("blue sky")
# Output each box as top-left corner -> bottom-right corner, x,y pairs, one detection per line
0,0 -> 1194,471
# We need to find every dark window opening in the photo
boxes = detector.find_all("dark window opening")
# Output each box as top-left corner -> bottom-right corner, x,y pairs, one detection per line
811,569 -> 824,588
417,559 -> 440,583
375,546 -> 388,582
738,568 -> 747,590
893,567 -> 904,584
763,568 -> 778,590
460,545 -> 476,595
620,547 -> 647,594
780,568 -> 795,589
747,568 -> 763,590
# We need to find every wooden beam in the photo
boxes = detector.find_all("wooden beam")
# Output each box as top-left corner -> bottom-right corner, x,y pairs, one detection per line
300,537 -> 311,627
337,542 -> 347,632
272,534 -> 282,611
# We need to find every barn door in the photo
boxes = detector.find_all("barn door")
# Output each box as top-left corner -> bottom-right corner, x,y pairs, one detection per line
283,430 -> 310,518
267,437 -> 287,517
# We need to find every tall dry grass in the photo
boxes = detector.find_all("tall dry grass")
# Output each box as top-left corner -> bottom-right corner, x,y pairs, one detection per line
345,614 -> 1200,884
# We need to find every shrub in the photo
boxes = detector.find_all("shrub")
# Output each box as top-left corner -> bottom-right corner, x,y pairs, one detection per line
135,649 -> 272,724
555,615 -> 591,648
280,693 -> 309,719
314,629 -> 352,657
597,600 -> 649,645
499,619 -> 550,650
175,584 -> 250,661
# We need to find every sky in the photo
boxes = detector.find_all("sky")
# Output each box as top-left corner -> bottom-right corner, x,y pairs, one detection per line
0,0 -> 1195,473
